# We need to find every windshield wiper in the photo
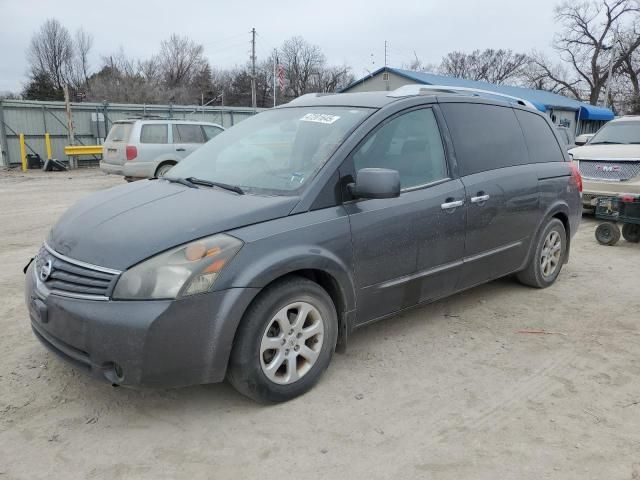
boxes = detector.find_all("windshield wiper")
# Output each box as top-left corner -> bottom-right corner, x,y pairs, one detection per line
163,176 -> 197,188
589,141 -> 623,145
185,177 -> 244,195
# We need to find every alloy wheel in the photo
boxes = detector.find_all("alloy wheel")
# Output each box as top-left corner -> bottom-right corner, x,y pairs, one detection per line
260,302 -> 324,385
540,230 -> 562,278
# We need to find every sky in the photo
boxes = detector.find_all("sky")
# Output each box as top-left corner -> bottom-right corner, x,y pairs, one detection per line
0,0 -> 561,93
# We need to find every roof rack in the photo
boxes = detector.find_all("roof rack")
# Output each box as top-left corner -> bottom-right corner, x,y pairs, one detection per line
387,84 -> 538,110
124,114 -> 176,120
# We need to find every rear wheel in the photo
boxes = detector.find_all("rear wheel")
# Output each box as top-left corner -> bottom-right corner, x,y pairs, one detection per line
517,218 -> 567,288
155,163 -> 175,178
595,222 -> 621,246
227,276 -> 338,403
622,223 -> 640,243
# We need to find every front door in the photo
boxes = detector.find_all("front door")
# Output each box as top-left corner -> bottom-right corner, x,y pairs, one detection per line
341,107 -> 467,325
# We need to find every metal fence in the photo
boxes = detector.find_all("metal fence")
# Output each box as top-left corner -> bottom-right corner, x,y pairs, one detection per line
0,99 -> 261,168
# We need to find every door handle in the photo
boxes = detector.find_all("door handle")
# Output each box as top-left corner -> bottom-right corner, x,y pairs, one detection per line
470,194 -> 490,204
176,148 -> 186,152
441,199 -> 464,210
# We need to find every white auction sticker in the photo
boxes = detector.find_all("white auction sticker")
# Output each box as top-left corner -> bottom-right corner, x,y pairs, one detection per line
300,113 -> 341,124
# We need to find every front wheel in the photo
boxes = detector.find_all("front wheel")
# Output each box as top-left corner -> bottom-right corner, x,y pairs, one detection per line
595,222 -> 621,245
517,218 -> 567,288
227,276 -> 338,403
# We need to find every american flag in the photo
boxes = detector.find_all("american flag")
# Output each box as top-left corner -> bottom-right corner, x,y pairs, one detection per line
277,63 -> 286,93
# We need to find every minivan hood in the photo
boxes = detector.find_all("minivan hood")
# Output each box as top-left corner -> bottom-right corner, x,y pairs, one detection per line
569,143 -> 640,161
48,179 -> 298,270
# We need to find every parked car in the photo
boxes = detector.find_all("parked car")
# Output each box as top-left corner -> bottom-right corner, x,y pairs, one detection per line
569,116 -> 640,208
100,118 -> 224,180
26,86 -> 582,403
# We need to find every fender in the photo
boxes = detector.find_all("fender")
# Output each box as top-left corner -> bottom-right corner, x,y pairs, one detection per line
228,243 -> 357,314
521,200 -> 571,270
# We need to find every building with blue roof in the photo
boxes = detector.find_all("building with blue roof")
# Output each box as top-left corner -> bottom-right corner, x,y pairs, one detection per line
341,67 -> 614,141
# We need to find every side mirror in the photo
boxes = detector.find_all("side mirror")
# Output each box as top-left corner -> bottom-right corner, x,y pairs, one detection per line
348,168 -> 401,199
575,134 -> 594,146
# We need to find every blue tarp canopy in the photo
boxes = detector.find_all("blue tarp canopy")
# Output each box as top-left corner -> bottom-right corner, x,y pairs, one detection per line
579,105 -> 615,121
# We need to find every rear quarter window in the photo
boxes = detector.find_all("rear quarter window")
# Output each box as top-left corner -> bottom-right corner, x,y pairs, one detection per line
441,103 -> 528,176
203,125 -> 223,141
106,123 -> 133,143
516,110 -> 565,163
140,124 -> 168,144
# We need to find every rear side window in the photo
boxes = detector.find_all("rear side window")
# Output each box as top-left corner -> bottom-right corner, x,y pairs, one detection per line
140,124 -> 168,144
106,123 -> 133,143
173,124 -> 205,143
516,110 -> 565,163
441,103 -> 528,176
203,125 -> 223,141
352,108 -> 448,189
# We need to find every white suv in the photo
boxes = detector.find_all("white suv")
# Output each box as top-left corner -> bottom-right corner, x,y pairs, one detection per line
569,116 -> 640,207
100,119 -> 224,180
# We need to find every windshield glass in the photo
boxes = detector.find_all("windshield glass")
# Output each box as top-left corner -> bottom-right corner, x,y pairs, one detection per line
167,107 -> 373,195
590,121 -> 640,144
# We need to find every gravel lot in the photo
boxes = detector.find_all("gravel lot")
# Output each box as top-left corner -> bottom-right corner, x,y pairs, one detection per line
1,169 -> 639,480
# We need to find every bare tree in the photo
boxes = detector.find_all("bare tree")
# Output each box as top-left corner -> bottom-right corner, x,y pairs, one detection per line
533,0 -> 640,104
159,34 -> 205,89
73,28 -> 93,88
439,49 -> 529,84
279,37 -> 326,97
27,18 -> 74,90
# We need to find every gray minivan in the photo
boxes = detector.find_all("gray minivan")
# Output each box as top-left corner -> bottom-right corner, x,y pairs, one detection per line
25,87 -> 582,402
100,119 -> 224,180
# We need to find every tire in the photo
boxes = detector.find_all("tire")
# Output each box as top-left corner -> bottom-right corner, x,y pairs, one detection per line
595,222 -> 621,246
621,223 -> 640,243
517,218 -> 567,288
227,276 -> 338,403
155,163 -> 175,178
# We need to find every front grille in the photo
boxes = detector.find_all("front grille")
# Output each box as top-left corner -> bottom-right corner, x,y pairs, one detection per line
579,160 -> 640,181
35,245 -> 120,299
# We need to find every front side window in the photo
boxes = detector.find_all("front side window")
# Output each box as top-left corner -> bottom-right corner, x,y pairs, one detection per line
140,124 -> 168,144
167,107 -> 373,194
173,124 -> 205,144
352,108 -> 448,189
590,121 -> 640,145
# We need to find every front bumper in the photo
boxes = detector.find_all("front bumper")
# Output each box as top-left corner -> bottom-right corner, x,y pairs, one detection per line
25,262 -> 258,388
582,178 -> 640,206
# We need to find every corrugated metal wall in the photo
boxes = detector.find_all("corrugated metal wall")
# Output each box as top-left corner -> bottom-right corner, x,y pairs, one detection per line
0,100 -> 261,167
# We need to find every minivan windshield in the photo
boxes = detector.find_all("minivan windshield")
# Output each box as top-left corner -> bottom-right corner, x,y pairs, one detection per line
166,107 -> 373,195
589,121 -> 640,145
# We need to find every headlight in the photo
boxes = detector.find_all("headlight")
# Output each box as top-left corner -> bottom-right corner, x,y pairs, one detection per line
113,234 -> 243,300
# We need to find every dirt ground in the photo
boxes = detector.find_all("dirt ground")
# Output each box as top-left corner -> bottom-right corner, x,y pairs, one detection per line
0,168 -> 639,480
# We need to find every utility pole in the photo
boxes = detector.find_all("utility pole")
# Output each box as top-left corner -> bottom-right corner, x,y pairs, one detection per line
251,27 -> 257,111
384,40 -> 388,68
63,85 -> 76,169
273,49 -> 277,108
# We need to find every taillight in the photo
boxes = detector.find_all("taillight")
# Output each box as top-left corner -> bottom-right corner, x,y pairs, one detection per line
620,194 -> 637,203
126,145 -> 137,161
569,162 -> 582,192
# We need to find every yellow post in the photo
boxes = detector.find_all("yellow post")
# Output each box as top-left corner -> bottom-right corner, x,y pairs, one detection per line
19,134 -> 27,171
45,133 -> 52,160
